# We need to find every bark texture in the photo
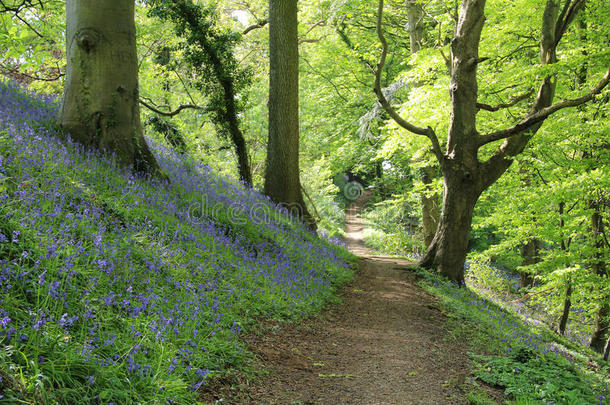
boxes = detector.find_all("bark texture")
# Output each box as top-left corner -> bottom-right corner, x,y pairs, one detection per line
59,0 -> 159,174
420,166 -> 440,248
519,238 -> 540,287
406,0 -> 424,54
558,279 -> 572,335
264,0 -> 315,228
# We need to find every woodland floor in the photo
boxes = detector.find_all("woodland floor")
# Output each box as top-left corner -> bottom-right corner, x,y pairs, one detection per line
202,192 -> 473,404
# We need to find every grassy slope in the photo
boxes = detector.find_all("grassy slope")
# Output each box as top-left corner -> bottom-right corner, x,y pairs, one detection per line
414,268 -> 610,405
0,82 -> 354,404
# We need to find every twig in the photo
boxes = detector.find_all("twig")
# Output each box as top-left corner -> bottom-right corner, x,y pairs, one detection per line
139,99 -> 204,117
477,88 -> 534,112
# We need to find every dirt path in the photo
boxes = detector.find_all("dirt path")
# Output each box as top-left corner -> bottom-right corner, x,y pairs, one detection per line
208,192 -> 471,404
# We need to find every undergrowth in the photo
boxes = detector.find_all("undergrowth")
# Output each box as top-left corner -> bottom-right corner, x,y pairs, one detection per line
414,267 -> 610,405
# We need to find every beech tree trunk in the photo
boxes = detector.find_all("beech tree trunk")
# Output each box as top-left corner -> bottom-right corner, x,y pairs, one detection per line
591,303 -> 610,352
420,166 -> 441,248
406,0 -> 424,54
519,238 -> 540,287
265,0 -> 315,228
420,165 -> 482,284
419,0 -> 486,284
558,279 -> 572,335
589,201 -> 609,352
59,0 -> 160,174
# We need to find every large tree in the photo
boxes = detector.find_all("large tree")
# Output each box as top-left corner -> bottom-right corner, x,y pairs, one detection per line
374,0 -> 609,283
59,0 -> 160,173
264,0 -> 315,227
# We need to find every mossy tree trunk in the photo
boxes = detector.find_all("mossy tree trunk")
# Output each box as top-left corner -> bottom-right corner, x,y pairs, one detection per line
59,0 -> 160,174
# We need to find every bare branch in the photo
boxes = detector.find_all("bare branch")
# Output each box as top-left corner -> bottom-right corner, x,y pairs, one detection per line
298,38 -> 321,44
479,69 -> 610,146
170,68 -> 198,106
0,63 -> 64,81
242,19 -> 267,35
373,0 -> 442,160
139,99 -> 204,117
14,10 -> 44,38
477,88 -> 534,112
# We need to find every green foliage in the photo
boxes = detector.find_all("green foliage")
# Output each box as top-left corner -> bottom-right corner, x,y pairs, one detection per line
0,0 -> 65,94
146,0 -> 251,142
474,347 -> 600,404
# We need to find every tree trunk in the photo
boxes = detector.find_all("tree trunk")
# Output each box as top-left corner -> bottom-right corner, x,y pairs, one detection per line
558,278 -> 572,335
420,167 -> 481,284
222,78 -> 253,186
405,0 -> 424,54
59,0 -> 160,174
420,166 -> 440,247
589,201 -> 609,352
519,238 -> 540,287
421,0 -> 563,282
265,0 -> 315,228
591,302 -> 610,353
419,0 -> 486,283
374,0 -> 596,283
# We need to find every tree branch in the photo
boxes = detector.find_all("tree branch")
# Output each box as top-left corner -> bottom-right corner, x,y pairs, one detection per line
476,88 -> 534,112
242,19 -> 267,35
13,10 -> 44,38
478,69 -> 610,146
0,63 -> 64,81
373,0 -> 442,160
139,99 -> 204,117
554,0 -> 586,48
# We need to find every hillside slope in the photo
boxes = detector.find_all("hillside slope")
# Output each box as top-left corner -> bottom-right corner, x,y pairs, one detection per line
0,81 -> 353,404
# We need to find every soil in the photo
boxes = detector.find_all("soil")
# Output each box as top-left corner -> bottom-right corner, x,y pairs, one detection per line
202,191 -> 473,404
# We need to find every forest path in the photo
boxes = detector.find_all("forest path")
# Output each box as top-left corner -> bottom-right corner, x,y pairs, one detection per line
206,192 -> 471,404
